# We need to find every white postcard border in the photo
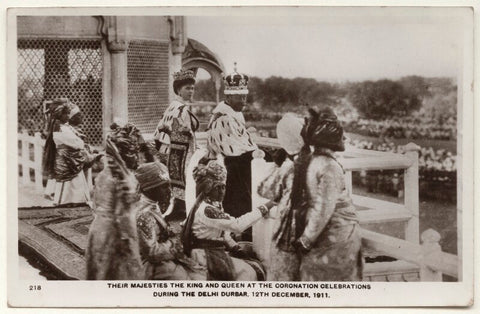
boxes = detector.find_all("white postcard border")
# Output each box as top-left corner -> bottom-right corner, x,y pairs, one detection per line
3,3 -> 477,309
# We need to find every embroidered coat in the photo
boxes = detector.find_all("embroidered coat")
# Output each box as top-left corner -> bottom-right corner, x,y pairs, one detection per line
186,200 -> 265,280
135,195 -> 203,280
297,151 -> 363,281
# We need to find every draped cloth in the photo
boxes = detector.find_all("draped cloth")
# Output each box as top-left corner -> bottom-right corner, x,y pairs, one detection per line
86,154 -> 143,280
52,124 -> 92,205
43,131 -> 56,177
203,246 -> 235,281
207,102 -> 257,157
54,145 -> 85,182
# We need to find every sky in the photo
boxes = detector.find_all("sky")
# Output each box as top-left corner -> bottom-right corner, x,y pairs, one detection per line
186,7 -> 469,82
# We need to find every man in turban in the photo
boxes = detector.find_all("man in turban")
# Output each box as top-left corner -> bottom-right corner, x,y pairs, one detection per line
292,107 -> 362,281
45,99 -> 97,206
135,161 -> 203,280
181,160 -> 275,280
257,113 -> 305,281
85,123 -> 144,280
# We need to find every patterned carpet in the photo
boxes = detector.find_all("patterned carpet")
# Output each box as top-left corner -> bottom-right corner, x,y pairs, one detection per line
18,203 -> 185,280
18,204 -> 93,279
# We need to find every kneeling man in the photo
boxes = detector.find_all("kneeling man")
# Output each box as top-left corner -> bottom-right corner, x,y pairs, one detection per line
135,161 -> 203,280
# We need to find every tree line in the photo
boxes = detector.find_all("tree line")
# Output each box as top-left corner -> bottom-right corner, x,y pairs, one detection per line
194,75 -> 456,120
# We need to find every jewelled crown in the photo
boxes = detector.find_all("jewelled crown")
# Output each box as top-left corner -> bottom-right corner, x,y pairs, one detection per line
223,62 -> 249,95
173,69 -> 196,82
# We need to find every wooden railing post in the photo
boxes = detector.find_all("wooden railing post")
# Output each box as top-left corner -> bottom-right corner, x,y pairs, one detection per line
34,132 -> 44,191
251,147 -> 273,264
21,130 -> 30,185
420,229 -> 443,281
247,126 -> 258,143
345,171 -> 353,196
404,142 -> 420,243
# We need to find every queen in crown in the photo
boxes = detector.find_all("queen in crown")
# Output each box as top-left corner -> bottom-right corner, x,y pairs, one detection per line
154,69 -> 200,212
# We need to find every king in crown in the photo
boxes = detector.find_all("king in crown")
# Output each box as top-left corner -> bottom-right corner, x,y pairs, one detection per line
223,62 -> 249,95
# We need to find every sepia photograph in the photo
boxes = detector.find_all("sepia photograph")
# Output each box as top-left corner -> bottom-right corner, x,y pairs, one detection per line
5,4 -> 475,308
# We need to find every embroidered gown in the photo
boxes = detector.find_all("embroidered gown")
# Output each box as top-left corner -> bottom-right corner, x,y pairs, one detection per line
154,96 -> 199,202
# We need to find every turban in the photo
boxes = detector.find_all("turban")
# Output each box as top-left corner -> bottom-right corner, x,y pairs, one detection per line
107,123 -> 144,169
52,102 -> 70,120
302,107 -> 345,152
135,161 -> 170,191
276,113 -> 305,155
193,160 -> 227,195
107,123 -> 144,155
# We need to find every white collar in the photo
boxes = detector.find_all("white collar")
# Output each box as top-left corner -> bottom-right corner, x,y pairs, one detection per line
175,95 -> 191,105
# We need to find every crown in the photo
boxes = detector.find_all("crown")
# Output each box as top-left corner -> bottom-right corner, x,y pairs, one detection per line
223,62 -> 249,95
173,69 -> 196,82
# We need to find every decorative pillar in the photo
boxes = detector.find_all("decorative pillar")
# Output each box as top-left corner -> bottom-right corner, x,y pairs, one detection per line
170,16 -> 187,101
106,16 -> 128,127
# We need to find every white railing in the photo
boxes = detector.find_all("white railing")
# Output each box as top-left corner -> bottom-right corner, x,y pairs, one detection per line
246,130 -> 458,281
362,228 -> 458,280
18,130 -> 45,191
247,130 -> 421,245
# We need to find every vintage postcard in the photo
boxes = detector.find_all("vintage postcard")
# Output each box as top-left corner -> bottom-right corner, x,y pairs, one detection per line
4,3 -> 476,308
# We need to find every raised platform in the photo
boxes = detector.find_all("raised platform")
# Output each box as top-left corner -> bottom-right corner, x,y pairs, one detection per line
19,203 -> 420,281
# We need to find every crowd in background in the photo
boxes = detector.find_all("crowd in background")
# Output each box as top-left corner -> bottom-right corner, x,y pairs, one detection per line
243,108 -> 457,142
347,138 -> 457,202
343,116 -> 456,141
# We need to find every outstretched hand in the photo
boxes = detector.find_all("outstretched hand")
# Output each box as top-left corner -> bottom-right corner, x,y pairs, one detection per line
264,200 -> 277,210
